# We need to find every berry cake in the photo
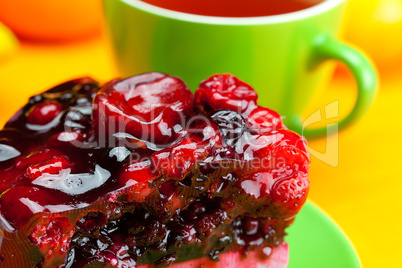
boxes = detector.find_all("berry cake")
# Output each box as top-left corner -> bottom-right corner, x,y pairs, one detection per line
0,73 -> 310,267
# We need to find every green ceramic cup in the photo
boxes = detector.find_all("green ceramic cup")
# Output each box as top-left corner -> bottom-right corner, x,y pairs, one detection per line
103,0 -> 377,138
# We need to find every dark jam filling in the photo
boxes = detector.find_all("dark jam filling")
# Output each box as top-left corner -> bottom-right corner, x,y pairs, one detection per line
0,73 -> 310,268
67,197 -> 288,268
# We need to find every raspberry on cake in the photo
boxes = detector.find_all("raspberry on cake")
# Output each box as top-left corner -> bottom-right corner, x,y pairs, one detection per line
0,73 -> 310,267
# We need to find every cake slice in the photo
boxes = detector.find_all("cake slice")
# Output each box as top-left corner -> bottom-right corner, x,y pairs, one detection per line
0,73 -> 310,267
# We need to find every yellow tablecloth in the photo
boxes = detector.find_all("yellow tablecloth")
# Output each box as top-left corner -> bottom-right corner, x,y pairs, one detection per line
0,35 -> 401,268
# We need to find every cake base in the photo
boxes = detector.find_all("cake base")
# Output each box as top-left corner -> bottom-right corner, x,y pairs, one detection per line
138,243 -> 289,268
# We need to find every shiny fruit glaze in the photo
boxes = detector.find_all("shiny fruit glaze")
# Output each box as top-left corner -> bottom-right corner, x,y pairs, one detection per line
0,73 -> 310,267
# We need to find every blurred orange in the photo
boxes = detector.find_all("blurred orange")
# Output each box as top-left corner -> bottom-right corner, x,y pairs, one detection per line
343,0 -> 402,70
0,0 -> 103,42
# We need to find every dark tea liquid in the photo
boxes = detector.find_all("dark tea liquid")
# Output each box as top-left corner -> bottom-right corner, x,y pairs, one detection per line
138,0 -> 325,17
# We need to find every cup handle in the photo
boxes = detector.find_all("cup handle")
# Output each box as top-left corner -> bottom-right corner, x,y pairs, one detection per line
287,34 -> 378,139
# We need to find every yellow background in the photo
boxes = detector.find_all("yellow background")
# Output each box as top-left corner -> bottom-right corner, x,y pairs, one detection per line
0,24 -> 402,268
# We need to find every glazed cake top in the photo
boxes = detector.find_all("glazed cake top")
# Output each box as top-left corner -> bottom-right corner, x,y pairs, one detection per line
0,73 -> 309,267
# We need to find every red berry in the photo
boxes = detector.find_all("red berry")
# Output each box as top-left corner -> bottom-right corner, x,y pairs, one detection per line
151,137 -> 203,179
271,172 -> 309,219
26,155 -> 71,181
234,129 -> 309,217
15,148 -> 65,168
29,216 -> 75,267
235,129 -> 310,172
243,217 -> 259,235
92,73 -> 194,145
27,101 -> 63,125
246,106 -> 285,133
258,130 -> 310,174
151,121 -> 222,179
119,160 -> 154,186
119,160 -> 155,202
0,186 -> 69,228
195,74 -> 257,114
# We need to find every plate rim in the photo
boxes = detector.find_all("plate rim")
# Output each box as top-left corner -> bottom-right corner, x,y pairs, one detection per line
287,200 -> 363,268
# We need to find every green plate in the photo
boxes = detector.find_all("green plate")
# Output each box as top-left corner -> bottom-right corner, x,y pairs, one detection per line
286,201 -> 362,268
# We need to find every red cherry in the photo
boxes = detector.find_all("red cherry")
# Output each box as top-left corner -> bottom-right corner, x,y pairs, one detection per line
151,137 -> 204,179
234,129 -> 310,217
195,74 -> 257,114
119,160 -> 155,202
271,172 -> 309,219
15,148 -> 62,169
92,73 -> 194,145
26,155 -> 71,181
234,129 -> 310,172
151,121 -> 222,179
243,217 -> 259,236
119,160 -> 154,186
256,130 -> 310,174
246,106 -> 285,133
0,186 -> 69,228
27,101 -> 63,125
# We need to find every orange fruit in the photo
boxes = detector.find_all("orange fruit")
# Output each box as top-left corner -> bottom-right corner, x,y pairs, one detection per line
343,0 -> 402,70
0,0 -> 103,42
